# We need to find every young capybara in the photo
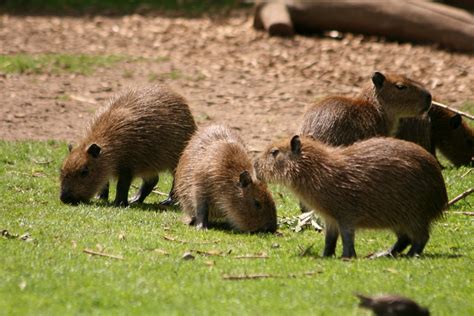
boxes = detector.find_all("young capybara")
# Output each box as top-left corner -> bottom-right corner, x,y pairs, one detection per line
255,135 -> 447,258
60,85 -> 197,207
299,71 -> 432,146
175,124 -> 277,233
397,104 -> 474,167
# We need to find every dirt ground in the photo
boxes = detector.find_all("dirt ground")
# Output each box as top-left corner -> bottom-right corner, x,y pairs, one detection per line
0,11 -> 473,153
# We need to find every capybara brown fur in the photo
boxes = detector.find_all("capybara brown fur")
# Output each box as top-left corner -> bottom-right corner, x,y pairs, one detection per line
255,135 -> 447,258
175,125 -> 277,233
60,85 -> 197,207
299,72 -> 432,146
397,104 -> 474,167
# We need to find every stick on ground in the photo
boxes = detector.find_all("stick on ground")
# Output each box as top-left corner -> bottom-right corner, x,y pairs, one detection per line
83,249 -> 124,260
448,188 -> 474,207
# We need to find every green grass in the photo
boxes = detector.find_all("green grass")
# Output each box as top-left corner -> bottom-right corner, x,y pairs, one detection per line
0,141 -> 473,315
0,0 -> 241,15
0,54 -> 126,75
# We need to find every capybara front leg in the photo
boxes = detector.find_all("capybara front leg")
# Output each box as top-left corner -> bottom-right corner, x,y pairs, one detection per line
323,222 -> 339,257
195,200 -> 209,230
340,226 -> 356,258
114,170 -> 132,207
98,182 -> 109,201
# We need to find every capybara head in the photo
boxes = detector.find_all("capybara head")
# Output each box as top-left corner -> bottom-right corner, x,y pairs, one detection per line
436,113 -> 474,167
254,135 -> 307,186
60,143 -> 108,204
232,170 -> 277,233
372,71 -> 432,117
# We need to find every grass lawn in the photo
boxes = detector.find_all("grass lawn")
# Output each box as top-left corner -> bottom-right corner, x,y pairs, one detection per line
0,141 -> 473,315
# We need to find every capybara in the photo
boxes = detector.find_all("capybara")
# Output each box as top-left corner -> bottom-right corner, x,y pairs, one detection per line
356,294 -> 430,316
299,71 -> 432,146
255,135 -> 447,258
60,85 -> 197,207
397,104 -> 473,167
175,124 -> 277,233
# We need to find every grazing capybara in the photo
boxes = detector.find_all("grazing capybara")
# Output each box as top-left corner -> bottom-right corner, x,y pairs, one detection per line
60,85 -> 197,207
255,135 -> 447,258
397,104 -> 474,167
299,71 -> 432,146
175,124 -> 277,233
356,294 -> 430,316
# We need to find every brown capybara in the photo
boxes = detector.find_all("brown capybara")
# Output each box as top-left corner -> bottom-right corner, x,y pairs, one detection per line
397,104 -> 474,167
60,85 -> 197,207
299,71 -> 432,146
356,294 -> 430,316
255,135 -> 447,258
175,124 -> 277,233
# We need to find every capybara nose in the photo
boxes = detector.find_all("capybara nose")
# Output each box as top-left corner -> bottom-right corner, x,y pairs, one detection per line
60,191 -> 77,205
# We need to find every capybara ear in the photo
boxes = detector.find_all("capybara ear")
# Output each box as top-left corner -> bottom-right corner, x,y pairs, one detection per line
450,114 -> 462,130
372,71 -> 385,89
87,144 -> 101,158
291,135 -> 301,155
239,170 -> 253,188
67,143 -> 73,152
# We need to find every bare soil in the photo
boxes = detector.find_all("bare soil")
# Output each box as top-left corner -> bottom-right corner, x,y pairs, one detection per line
0,11 -> 473,153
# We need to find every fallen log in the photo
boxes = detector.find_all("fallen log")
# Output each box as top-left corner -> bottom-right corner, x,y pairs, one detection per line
254,0 -> 474,52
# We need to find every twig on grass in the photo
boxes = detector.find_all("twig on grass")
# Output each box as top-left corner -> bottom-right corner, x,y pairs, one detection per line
131,185 -> 168,197
432,101 -> 474,120
461,169 -> 472,178
83,249 -> 124,260
448,188 -> 474,207
162,235 -> 221,244
234,253 -> 269,259
222,273 -> 275,280
32,158 -> 52,165
222,270 -> 321,281
452,211 -> 474,216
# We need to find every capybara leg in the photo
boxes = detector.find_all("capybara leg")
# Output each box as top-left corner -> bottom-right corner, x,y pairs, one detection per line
323,222 -> 339,257
98,182 -> 109,201
407,233 -> 429,257
195,200 -> 209,230
114,171 -> 132,207
371,234 -> 412,258
130,176 -> 158,204
389,234 -> 411,256
340,226 -> 356,258
299,201 -> 312,213
159,178 -> 176,207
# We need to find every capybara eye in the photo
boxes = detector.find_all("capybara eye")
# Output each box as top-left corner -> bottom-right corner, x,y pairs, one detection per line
270,148 -> 279,157
80,166 -> 89,178
254,200 -> 262,210
395,83 -> 407,90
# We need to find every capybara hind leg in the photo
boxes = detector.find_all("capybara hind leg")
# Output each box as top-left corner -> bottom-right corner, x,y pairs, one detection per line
371,234 -> 411,258
195,200 -> 209,230
98,182 -> 109,201
407,233 -> 429,257
130,176 -> 158,204
390,234 -> 411,255
340,226 -> 356,258
323,222 -> 339,257
114,171 -> 132,207
159,178 -> 176,207
299,201 -> 311,214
